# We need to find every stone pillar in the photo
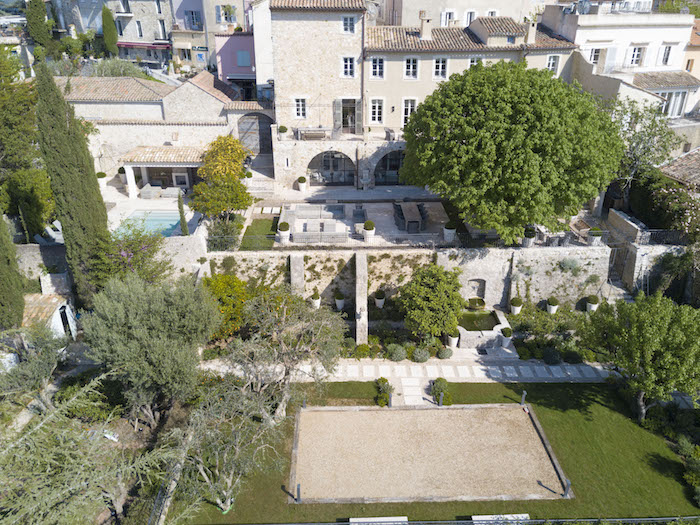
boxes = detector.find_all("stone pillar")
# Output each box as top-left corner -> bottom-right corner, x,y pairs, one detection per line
355,252 -> 368,345
591,190 -> 605,217
124,165 -> 138,200
289,254 -> 305,296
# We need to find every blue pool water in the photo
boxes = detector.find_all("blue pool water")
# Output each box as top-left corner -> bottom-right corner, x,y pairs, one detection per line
127,210 -> 181,237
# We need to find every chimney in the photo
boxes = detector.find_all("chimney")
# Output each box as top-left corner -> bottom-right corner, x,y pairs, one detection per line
419,10 -> 433,41
525,20 -> 537,44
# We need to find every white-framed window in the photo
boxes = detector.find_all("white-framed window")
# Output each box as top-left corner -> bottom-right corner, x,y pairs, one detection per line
687,59 -> 695,72
342,57 -> 355,77
402,98 -> 417,127
590,48 -> 601,64
440,9 -> 455,27
184,10 -> 202,30
507,36 -> 516,44
487,10 -> 498,16
464,10 -> 476,26
136,20 -> 143,37
370,98 -> 384,124
119,0 -> 130,12
295,98 -> 307,118
342,15 -> 355,33
469,57 -> 482,67
404,57 -> 418,79
433,57 -> 447,79
158,19 -> 167,39
155,0 -> 161,14
662,45 -> 672,65
546,55 -> 559,73
657,90 -> 688,118
630,46 -> 644,66
371,57 -> 384,79
116,19 -> 123,36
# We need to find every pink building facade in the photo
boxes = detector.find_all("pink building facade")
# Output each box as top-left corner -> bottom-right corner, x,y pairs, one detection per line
215,31 -> 256,99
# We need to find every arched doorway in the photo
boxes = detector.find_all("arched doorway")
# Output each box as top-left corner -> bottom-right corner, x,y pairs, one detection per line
374,150 -> 405,185
237,113 -> 273,155
307,151 -> 355,186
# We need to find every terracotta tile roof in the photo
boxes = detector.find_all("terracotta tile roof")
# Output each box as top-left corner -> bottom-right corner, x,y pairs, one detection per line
185,70 -> 239,104
366,23 -> 575,52
476,16 -> 527,36
22,294 -> 70,329
224,100 -> 274,111
633,71 -> 700,91
121,146 -> 205,164
270,0 -> 365,10
54,76 -> 176,102
690,19 -> 700,47
661,147 -> 700,186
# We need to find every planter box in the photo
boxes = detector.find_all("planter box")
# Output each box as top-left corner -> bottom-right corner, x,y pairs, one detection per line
278,229 -> 290,244
335,298 -> 345,310
522,236 -> 535,248
447,334 -> 459,349
510,304 -> 522,315
364,229 -> 375,242
311,297 -> 321,309
298,181 -> 308,192
546,303 -> 559,314
443,227 -> 456,242
501,335 -> 512,346
375,297 -> 385,309
587,302 -> 599,313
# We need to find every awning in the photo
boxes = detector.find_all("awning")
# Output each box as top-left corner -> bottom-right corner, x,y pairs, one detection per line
172,41 -> 192,50
117,41 -> 171,50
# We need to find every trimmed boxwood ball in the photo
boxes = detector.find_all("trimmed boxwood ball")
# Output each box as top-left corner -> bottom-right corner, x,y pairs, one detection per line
386,343 -> 406,362
311,290 -> 320,300
117,166 -> 125,174
447,327 -> 459,338
278,125 -> 288,133
278,222 -> 289,232
375,289 -> 385,300
547,297 -> 559,306
437,346 -> 453,359
510,297 -> 523,307
430,378 -> 453,405
524,227 -> 536,238
412,347 -> 430,363
334,291 -> 345,300
364,220 -> 375,231
588,294 -> 600,304
444,220 -> 456,230
96,172 -> 107,178
298,176 -> 307,183
354,344 -> 371,359
543,347 -> 562,365
501,327 -> 513,337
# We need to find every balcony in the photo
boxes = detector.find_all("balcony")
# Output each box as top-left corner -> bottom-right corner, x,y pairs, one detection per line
115,10 -> 134,17
280,126 -> 403,143
154,31 -> 170,41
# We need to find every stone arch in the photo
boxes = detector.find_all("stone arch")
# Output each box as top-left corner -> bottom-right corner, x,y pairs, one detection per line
307,151 -> 355,186
365,142 -> 407,186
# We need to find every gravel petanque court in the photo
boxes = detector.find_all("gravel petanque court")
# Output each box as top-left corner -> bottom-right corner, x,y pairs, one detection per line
291,404 -> 567,504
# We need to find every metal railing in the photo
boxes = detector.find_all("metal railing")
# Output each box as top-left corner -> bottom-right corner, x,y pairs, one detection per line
641,229 -> 689,246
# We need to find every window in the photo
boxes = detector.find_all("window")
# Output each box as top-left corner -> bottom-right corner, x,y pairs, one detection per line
434,57 -> 447,79
657,90 -> 688,118
342,16 -> 355,33
662,45 -> 672,65
116,19 -> 123,36
342,57 -> 355,77
370,99 -> 383,123
469,57 -> 482,67
181,48 -> 191,61
403,99 -> 416,127
507,36 -> 515,44
590,48 -> 601,64
119,0 -> 130,13
136,20 -> 143,37
371,57 -> 384,79
237,50 -> 251,67
215,5 -> 236,23
184,10 -> 202,30
464,10 -> 476,26
687,59 -> 694,72
158,20 -> 167,39
295,98 -> 307,118
405,57 -> 418,78
155,0 -> 161,14
440,10 -> 455,27
487,10 -> 497,16
546,55 -> 559,73
630,46 -> 644,66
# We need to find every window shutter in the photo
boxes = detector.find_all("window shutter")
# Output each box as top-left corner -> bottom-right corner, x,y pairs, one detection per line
440,11 -> 447,27
333,100 -> 342,131
215,5 -> 221,24
355,99 -> 363,134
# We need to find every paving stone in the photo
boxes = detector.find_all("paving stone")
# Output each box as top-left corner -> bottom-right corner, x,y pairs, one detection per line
401,378 -> 420,387
254,207 -> 262,214
362,365 -> 375,377
441,366 -> 456,378
503,366 -> 518,378
550,366 -> 565,378
410,366 -> 423,378
346,365 -> 359,378
535,366 -> 550,378
487,366 -> 502,379
456,366 -> 470,377
580,366 -> 598,378
262,206 -> 273,214
426,365 -> 439,377
271,206 -> 281,213
377,365 -> 391,377
472,366 -> 487,378
404,396 -> 424,405
564,365 -> 580,378
394,365 -> 407,377
519,366 -> 533,377
592,365 -> 610,378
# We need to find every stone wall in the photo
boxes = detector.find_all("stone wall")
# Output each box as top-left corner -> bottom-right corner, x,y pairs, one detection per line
162,234 -> 207,274
367,250 -> 433,297
608,209 -> 647,243
621,243 -> 685,292
15,244 -> 68,278
162,82 -> 227,122
206,251 -> 290,289
302,252 -> 355,305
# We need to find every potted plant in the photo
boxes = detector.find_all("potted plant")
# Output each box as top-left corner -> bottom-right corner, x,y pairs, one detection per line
586,294 -> 600,312
363,220 -> 375,241
522,227 -> 536,247
501,327 -> 513,346
278,125 -> 288,135
334,291 -> 345,310
547,296 -> 559,315
510,296 -> 523,315
588,227 -> 603,246
375,288 -> 386,308
446,328 -> 459,349
443,220 -> 457,242
298,176 -> 308,192
277,221 -> 290,244
310,288 -> 321,309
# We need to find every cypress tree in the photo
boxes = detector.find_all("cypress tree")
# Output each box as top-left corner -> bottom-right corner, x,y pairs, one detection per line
26,0 -> 51,48
0,210 -> 25,330
178,192 -> 189,236
101,6 -> 119,57
35,63 -> 109,306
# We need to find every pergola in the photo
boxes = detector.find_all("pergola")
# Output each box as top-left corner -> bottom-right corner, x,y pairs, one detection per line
120,146 -> 205,199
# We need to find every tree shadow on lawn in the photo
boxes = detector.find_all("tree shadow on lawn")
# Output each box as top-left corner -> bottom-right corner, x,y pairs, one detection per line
647,451 -> 686,483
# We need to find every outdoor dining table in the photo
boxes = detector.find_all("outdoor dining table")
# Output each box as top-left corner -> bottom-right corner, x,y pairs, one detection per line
399,202 -> 423,233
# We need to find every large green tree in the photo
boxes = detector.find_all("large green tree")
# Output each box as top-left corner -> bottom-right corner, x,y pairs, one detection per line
35,63 -> 109,306
26,0 -> 51,47
401,61 -> 623,243
4,168 -> 54,237
398,264 -> 463,337
82,275 -> 221,429
101,6 -> 119,57
0,213 -> 24,330
579,293 -> 700,422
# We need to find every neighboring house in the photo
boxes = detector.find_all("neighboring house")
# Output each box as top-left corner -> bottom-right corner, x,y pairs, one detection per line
376,0 -> 556,27
214,30 -> 256,97
269,0 -> 578,191
22,294 -> 77,339
684,18 -> 700,79
661,145 -> 700,187
54,72 -> 275,196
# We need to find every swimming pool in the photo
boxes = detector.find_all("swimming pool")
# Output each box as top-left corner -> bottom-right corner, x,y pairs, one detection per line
126,210 -> 182,237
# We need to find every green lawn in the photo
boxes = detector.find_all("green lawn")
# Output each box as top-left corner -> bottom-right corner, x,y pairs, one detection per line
193,383 -> 697,523
239,218 -> 278,251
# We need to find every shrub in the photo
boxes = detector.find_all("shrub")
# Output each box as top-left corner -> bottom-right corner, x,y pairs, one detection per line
118,166 -> 125,174
278,125 -> 288,133
203,274 -> 249,339
403,342 -> 416,361
354,344 -> 371,359
516,343 -> 531,360
298,176 -> 307,184
558,258 -> 580,273
96,171 -> 107,178
206,215 -> 244,251
386,343 -> 406,362
335,290 -> 345,300
501,327 -> 513,337
589,227 -> 603,237
311,288 -> 320,300
412,347 -> 430,363
430,378 -> 453,405
587,294 -> 599,304
376,377 -> 394,395
547,297 -> 559,306
375,289 -> 385,300
510,297 -> 523,307
447,327 -> 459,338
278,221 -> 289,232
524,227 -> 536,238
364,220 -> 375,231
444,220 -> 456,230
543,347 -> 562,365
376,392 -> 390,407
678,434 -> 695,458
437,346 -> 453,359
